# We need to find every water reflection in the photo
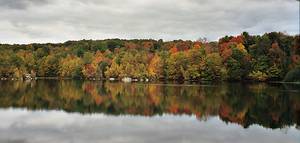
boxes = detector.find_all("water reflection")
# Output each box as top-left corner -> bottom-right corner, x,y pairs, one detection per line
0,80 -> 299,130
0,109 -> 299,143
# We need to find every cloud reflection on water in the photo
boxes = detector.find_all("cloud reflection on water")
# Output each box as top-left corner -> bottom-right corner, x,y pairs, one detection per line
0,108 -> 299,143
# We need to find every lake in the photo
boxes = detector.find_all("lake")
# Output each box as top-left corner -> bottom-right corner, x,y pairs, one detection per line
0,80 -> 299,143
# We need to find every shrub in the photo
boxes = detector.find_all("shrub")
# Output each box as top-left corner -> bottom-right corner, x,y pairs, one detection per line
283,67 -> 300,82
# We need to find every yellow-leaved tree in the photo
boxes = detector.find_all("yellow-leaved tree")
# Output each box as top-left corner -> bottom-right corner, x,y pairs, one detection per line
148,54 -> 162,79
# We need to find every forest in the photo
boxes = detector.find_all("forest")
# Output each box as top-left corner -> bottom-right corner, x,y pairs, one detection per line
0,32 -> 299,82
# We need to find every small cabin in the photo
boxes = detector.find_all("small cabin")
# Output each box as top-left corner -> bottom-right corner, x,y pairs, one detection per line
24,74 -> 32,80
122,77 -> 132,82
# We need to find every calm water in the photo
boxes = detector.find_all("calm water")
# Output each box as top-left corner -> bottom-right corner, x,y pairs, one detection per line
0,80 -> 299,143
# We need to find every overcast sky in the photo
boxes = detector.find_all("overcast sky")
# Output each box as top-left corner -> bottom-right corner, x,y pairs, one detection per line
0,0 -> 299,44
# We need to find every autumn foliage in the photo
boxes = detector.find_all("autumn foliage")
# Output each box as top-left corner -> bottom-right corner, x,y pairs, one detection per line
0,32 -> 299,81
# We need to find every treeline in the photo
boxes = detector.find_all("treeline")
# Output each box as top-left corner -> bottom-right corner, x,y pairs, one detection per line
0,32 -> 299,81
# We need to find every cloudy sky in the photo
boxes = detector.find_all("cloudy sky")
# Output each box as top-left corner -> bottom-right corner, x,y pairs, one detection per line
0,0 -> 299,44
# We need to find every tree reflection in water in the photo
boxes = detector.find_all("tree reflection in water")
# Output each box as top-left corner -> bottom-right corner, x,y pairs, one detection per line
0,80 -> 299,129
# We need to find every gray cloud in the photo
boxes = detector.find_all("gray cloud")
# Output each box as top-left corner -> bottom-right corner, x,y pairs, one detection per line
0,0 -> 299,44
0,0 -> 50,9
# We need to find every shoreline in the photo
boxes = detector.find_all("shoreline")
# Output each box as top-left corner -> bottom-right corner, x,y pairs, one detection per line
0,77 -> 299,84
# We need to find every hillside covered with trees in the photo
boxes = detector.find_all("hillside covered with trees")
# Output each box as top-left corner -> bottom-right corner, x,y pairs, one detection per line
0,32 -> 299,82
